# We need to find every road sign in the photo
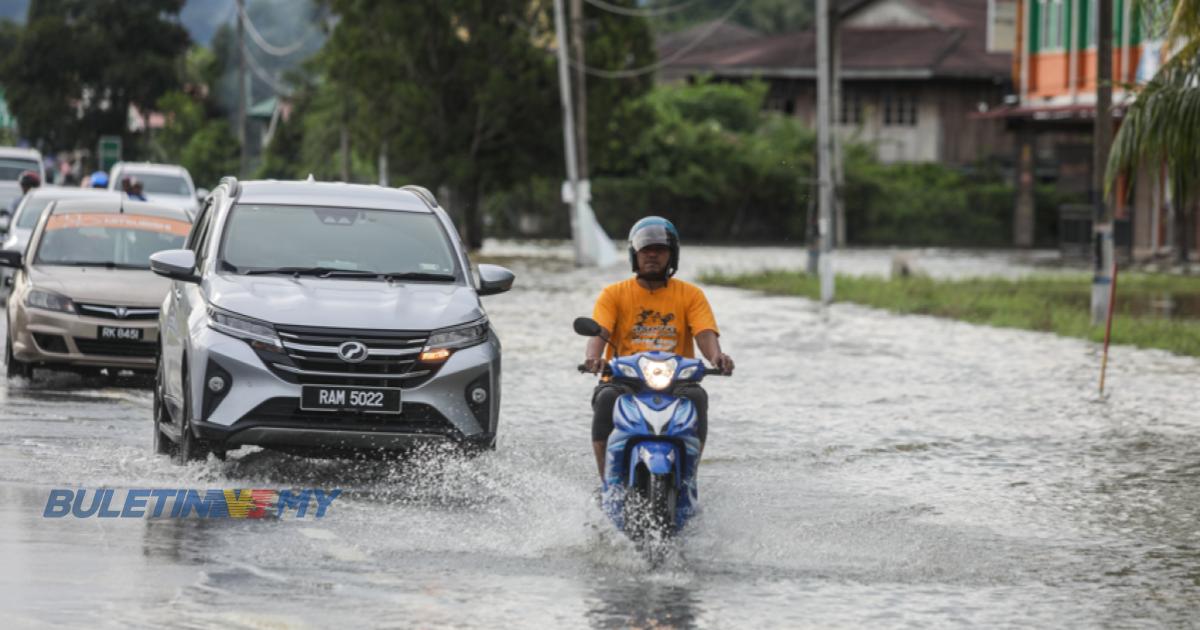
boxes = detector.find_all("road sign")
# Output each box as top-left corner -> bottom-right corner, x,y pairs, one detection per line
98,135 -> 122,172
0,87 -> 13,129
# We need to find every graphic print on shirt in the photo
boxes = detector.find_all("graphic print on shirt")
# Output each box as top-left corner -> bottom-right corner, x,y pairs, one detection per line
632,308 -> 678,352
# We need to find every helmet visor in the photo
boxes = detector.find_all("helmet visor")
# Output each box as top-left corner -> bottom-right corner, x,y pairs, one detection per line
630,224 -> 672,252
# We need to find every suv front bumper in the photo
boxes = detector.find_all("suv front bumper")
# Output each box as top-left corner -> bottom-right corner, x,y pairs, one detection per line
188,326 -> 500,451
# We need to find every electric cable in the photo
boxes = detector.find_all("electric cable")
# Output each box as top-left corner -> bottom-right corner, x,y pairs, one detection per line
239,3 -> 309,57
243,44 -> 294,96
566,0 -> 749,79
581,0 -> 705,18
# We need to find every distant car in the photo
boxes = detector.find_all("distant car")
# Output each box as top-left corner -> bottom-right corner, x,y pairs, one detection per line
0,187 -> 121,302
0,146 -> 45,183
0,181 -> 19,231
107,162 -> 200,214
0,197 -> 193,378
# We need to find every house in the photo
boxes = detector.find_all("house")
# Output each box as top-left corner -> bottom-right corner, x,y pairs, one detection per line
659,0 -> 1016,166
998,0 -> 1180,257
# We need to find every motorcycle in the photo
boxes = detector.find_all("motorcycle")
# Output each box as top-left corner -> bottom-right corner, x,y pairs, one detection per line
574,317 -> 728,542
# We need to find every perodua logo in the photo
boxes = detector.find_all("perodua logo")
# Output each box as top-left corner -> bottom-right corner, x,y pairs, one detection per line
337,341 -> 369,363
114,307 -> 128,319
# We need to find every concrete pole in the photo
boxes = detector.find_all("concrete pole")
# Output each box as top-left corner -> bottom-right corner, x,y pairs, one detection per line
831,15 -> 846,248
1068,0 -> 1079,102
1092,0 -> 1114,325
817,0 -> 835,305
378,142 -> 388,186
570,0 -> 589,179
236,0 -> 247,177
553,0 -> 585,265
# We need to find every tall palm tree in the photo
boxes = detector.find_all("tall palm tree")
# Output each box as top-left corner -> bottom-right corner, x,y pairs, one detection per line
1107,0 -> 1200,261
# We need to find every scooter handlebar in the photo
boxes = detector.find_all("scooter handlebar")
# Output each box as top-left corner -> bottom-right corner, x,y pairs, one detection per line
576,363 -> 731,376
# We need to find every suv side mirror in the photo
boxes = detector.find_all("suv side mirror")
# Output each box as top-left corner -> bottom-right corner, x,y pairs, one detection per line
0,209 -> 10,234
195,187 -> 209,201
150,249 -> 199,283
476,264 -> 514,296
0,249 -> 22,268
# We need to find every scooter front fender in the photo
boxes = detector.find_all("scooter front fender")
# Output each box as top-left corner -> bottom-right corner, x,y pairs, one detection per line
628,441 -> 680,482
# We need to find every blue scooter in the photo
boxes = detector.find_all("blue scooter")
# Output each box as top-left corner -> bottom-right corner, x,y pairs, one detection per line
574,317 -> 727,541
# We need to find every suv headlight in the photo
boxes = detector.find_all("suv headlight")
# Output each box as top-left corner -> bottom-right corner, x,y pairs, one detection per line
420,319 -> 488,362
207,306 -> 283,352
638,356 -> 678,391
26,289 -> 74,313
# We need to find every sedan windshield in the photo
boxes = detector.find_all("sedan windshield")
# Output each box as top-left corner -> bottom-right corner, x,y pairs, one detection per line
220,204 -> 459,279
35,212 -> 190,268
15,197 -> 53,229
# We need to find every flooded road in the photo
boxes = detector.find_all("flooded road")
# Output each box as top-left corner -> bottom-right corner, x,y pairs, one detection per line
2,245 -> 1198,628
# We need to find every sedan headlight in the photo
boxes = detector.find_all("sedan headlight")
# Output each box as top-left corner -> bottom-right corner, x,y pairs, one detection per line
638,356 -> 678,391
207,306 -> 283,352
26,289 -> 74,313
421,319 -> 488,362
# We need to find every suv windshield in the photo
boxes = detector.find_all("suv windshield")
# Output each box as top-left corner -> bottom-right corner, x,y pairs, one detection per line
129,173 -> 191,196
35,212 -> 190,268
220,204 -> 459,279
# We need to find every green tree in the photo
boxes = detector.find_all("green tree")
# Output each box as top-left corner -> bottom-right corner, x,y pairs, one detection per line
322,0 -> 561,249
1107,0 -> 1200,262
154,90 -> 239,189
0,0 -> 189,153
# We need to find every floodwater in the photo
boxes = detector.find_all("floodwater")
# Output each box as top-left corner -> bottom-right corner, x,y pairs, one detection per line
2,245 -> 1199,628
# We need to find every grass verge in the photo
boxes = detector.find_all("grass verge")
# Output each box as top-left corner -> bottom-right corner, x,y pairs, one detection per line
701,270 -> 1200,357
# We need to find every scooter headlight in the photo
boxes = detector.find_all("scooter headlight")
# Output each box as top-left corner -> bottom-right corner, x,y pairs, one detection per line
638,357 -> 677,391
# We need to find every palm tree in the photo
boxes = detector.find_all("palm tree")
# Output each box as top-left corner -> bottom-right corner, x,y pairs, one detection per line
1107,0 -> 1200,262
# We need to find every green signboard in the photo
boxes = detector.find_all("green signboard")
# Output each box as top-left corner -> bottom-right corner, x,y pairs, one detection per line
98,135 -> 122,172
0,87 -> 13,129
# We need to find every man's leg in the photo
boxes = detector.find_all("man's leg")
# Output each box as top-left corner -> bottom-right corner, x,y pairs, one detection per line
591,383 -> 626,482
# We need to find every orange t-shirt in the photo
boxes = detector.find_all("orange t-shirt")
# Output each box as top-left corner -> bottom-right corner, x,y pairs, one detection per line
592,277 -> 719,359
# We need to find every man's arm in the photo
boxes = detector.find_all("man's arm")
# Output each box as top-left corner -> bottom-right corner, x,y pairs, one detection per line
583,329 -> 611,374
696,330 -> 734,374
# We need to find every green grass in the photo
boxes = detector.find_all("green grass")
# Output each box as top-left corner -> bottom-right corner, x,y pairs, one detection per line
701,270 -> 1200,357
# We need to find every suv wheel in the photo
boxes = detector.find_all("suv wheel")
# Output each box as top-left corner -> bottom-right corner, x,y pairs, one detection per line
173,367 -> 209,464
5,330 -> 31,379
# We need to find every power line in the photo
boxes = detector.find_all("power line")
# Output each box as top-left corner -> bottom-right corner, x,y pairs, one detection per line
243,44 -> 294,96
581,0 -> 705,18
565,0 -> 749,79
238,3 -> 309,57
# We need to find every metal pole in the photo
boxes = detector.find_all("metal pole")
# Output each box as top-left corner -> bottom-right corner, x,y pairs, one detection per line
236,0 -> 247,177
553,0 -> 584,265
817,0 -> 835,305
1092,0 -> 1114,325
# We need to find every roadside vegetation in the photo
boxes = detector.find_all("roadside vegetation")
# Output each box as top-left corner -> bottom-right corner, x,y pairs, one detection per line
702,270 -> 1200,357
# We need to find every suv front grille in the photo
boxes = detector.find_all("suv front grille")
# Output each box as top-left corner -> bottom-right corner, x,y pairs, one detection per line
260,324 -> 437,388
239,398 -> 461,436
75,302 -> 160,320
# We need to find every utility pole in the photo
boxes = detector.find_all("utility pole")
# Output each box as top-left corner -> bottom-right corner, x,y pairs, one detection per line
570,0 -> 589,179
236,0 -> 247,177
816,0 -> 835,305
553,0 -> 585,264
1091,0 -> 1114,325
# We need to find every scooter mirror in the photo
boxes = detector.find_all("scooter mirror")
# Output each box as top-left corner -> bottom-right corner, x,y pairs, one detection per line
573,317 -> 602,337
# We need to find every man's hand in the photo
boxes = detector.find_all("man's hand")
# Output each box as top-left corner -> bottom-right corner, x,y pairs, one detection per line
583,356 -> 606,374
714,353 -> 735,375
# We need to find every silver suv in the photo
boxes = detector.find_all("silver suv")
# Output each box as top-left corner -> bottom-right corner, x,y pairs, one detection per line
150,178 -> 514,463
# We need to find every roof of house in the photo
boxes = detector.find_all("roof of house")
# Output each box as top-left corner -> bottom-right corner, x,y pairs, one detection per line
656,19 -> 763,61
663,0 -> 1010,82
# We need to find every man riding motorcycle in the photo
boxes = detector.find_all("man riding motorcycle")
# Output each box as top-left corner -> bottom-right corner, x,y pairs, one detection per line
583,216 -> 734,482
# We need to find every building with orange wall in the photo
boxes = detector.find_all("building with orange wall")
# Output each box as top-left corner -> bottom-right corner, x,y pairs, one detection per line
1002,0 -> 1179,257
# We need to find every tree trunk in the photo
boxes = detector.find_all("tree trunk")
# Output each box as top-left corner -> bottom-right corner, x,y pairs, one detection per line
463,176 -> 484,251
